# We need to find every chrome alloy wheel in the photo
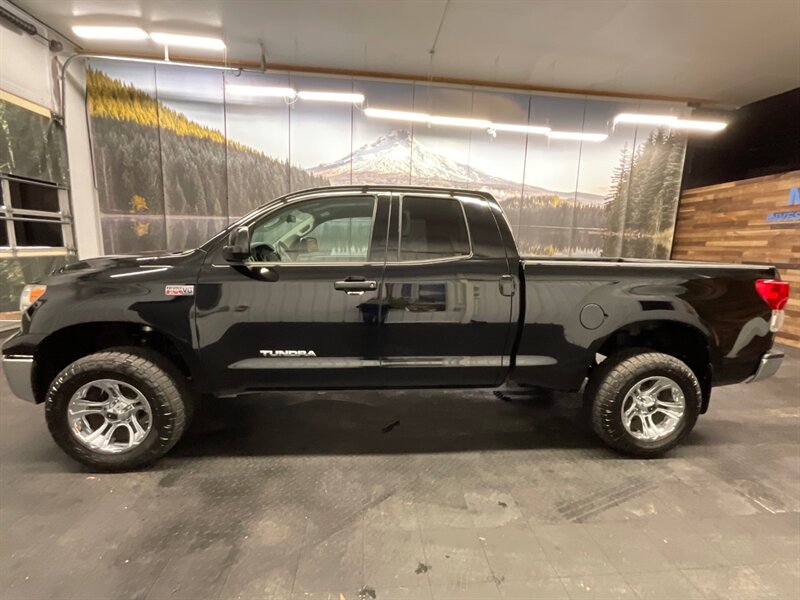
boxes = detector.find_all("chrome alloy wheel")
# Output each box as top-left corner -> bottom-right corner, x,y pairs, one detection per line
67,379 -> 153,454
621,376 -> 686,442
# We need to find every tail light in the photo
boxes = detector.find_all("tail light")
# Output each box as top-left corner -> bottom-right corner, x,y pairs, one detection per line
756,279 -> 790,332
755,279 -> 790,310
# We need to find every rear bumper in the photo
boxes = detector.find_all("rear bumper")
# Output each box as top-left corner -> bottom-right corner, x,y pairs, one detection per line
1,355 -> 36,403
748,351 -> 784,383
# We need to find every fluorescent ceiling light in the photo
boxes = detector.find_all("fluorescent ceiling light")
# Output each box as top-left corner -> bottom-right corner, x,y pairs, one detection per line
365,109 -> 551,134
672,119 -> 727,132
226,84 -> 296,98
492,123 -> 551,135
364,108 -> 431,122
613,113 -> 726,132
428,115 -> 492,129
150,32 -> 226,50
614,113 -> 679,126
548,131 -> 608,142
298,91 -> 365,103
72,26 -> 148,40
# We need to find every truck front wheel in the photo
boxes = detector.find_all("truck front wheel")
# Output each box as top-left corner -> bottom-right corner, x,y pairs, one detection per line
586,350 -> 702,457
45,349 -> 188,471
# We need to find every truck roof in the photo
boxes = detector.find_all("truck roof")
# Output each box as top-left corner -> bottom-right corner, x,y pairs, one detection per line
279,185 -> 497,201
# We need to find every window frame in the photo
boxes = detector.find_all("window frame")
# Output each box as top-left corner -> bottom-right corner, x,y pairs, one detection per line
0,175 -> 75,259
393,193 -> 474,265
240,193 -> 381,267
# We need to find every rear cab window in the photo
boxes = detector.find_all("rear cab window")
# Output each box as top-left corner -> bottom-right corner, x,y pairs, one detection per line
397,196 -> 471,262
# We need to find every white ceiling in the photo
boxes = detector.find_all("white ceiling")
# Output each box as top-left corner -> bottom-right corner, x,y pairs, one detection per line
12,0 -> 800,106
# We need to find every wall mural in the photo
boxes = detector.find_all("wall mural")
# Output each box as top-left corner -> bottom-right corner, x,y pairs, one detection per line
86,59 -> 688,258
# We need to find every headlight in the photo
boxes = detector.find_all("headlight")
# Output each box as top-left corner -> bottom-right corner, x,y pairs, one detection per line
20,284 -> 47,312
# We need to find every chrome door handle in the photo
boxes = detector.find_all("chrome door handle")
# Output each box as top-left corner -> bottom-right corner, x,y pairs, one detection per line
334,279 -> 377,294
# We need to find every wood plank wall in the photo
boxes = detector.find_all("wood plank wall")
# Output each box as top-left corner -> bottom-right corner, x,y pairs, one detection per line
673,170 -> 800,348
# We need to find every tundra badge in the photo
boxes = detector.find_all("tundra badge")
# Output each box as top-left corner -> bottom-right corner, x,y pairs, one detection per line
259,350 -> 317,357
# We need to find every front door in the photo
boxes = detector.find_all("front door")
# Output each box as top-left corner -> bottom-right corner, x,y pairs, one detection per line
195,193 -> 389,394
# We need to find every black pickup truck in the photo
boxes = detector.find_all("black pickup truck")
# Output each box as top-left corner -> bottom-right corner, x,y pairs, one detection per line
1,186 -> 789,470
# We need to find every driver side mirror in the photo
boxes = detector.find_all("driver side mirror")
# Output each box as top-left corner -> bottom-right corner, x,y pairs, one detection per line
222,226 -> 251,262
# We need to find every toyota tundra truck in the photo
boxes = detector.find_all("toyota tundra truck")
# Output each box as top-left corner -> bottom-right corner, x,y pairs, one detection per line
1,186 -> 789,470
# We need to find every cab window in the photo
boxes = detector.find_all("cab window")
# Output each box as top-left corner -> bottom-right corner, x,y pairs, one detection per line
398,196 -> 470,261
249,196 -> 375,263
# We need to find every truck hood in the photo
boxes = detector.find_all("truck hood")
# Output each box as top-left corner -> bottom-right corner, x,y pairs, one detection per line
58,249 -> 202,274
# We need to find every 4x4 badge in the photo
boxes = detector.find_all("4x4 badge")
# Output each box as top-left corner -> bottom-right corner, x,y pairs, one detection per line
165,285 -> 195,296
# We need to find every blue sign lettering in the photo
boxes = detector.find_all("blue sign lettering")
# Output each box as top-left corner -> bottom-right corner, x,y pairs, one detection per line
766,210 -> 800,222
765,186 -> 800,223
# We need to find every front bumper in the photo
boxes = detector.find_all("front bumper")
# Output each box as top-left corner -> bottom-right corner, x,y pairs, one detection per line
1,354 -> 36,403
748,351 -> 784,383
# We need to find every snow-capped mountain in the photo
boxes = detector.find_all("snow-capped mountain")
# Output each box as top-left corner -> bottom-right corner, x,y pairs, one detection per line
309,129 -> 604,203
309,129 -> 499,186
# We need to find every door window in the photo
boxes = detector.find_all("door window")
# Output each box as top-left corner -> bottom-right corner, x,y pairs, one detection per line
398,196 -> 470,261
249,196 -> 375,263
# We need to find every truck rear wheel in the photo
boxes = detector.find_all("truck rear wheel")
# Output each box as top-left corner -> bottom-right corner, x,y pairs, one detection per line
586,349 -> 702,457
45,349 -> 187,471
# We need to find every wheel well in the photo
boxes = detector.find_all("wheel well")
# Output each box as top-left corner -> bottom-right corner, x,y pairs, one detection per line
595,321 -> 712,411
33,322 -> 192,403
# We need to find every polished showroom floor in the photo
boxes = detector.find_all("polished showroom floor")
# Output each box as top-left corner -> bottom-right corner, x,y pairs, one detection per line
1,343 -> 798,600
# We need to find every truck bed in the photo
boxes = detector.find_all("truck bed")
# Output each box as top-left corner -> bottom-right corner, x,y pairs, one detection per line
512,257 -> 777,392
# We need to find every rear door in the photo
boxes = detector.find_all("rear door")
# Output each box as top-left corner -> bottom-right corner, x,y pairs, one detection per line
195,193 -> 390,394
377,193 -> 516,387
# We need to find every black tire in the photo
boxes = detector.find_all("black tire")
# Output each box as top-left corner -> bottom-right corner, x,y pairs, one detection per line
45,349 -> 187,471
586,349 -> 702,457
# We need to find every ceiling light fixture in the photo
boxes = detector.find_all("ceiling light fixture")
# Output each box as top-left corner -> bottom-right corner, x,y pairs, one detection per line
364,108 -> 431,122
72,26 -> 149,40
428,115 -> 492,129
672,119 -> 727,132
298,91 -> 365,103
548,131 -> 608,142
613,113 -> 727,132
225,84 -> 297,99
614,113 -> 679,126
364,108 -> 489,129
365,108 -> 561,136
491,123 -> 551,135
150,32 -> 226,50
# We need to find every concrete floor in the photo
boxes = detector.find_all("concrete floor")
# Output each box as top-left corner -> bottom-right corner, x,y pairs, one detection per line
1,345 -> 798,600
